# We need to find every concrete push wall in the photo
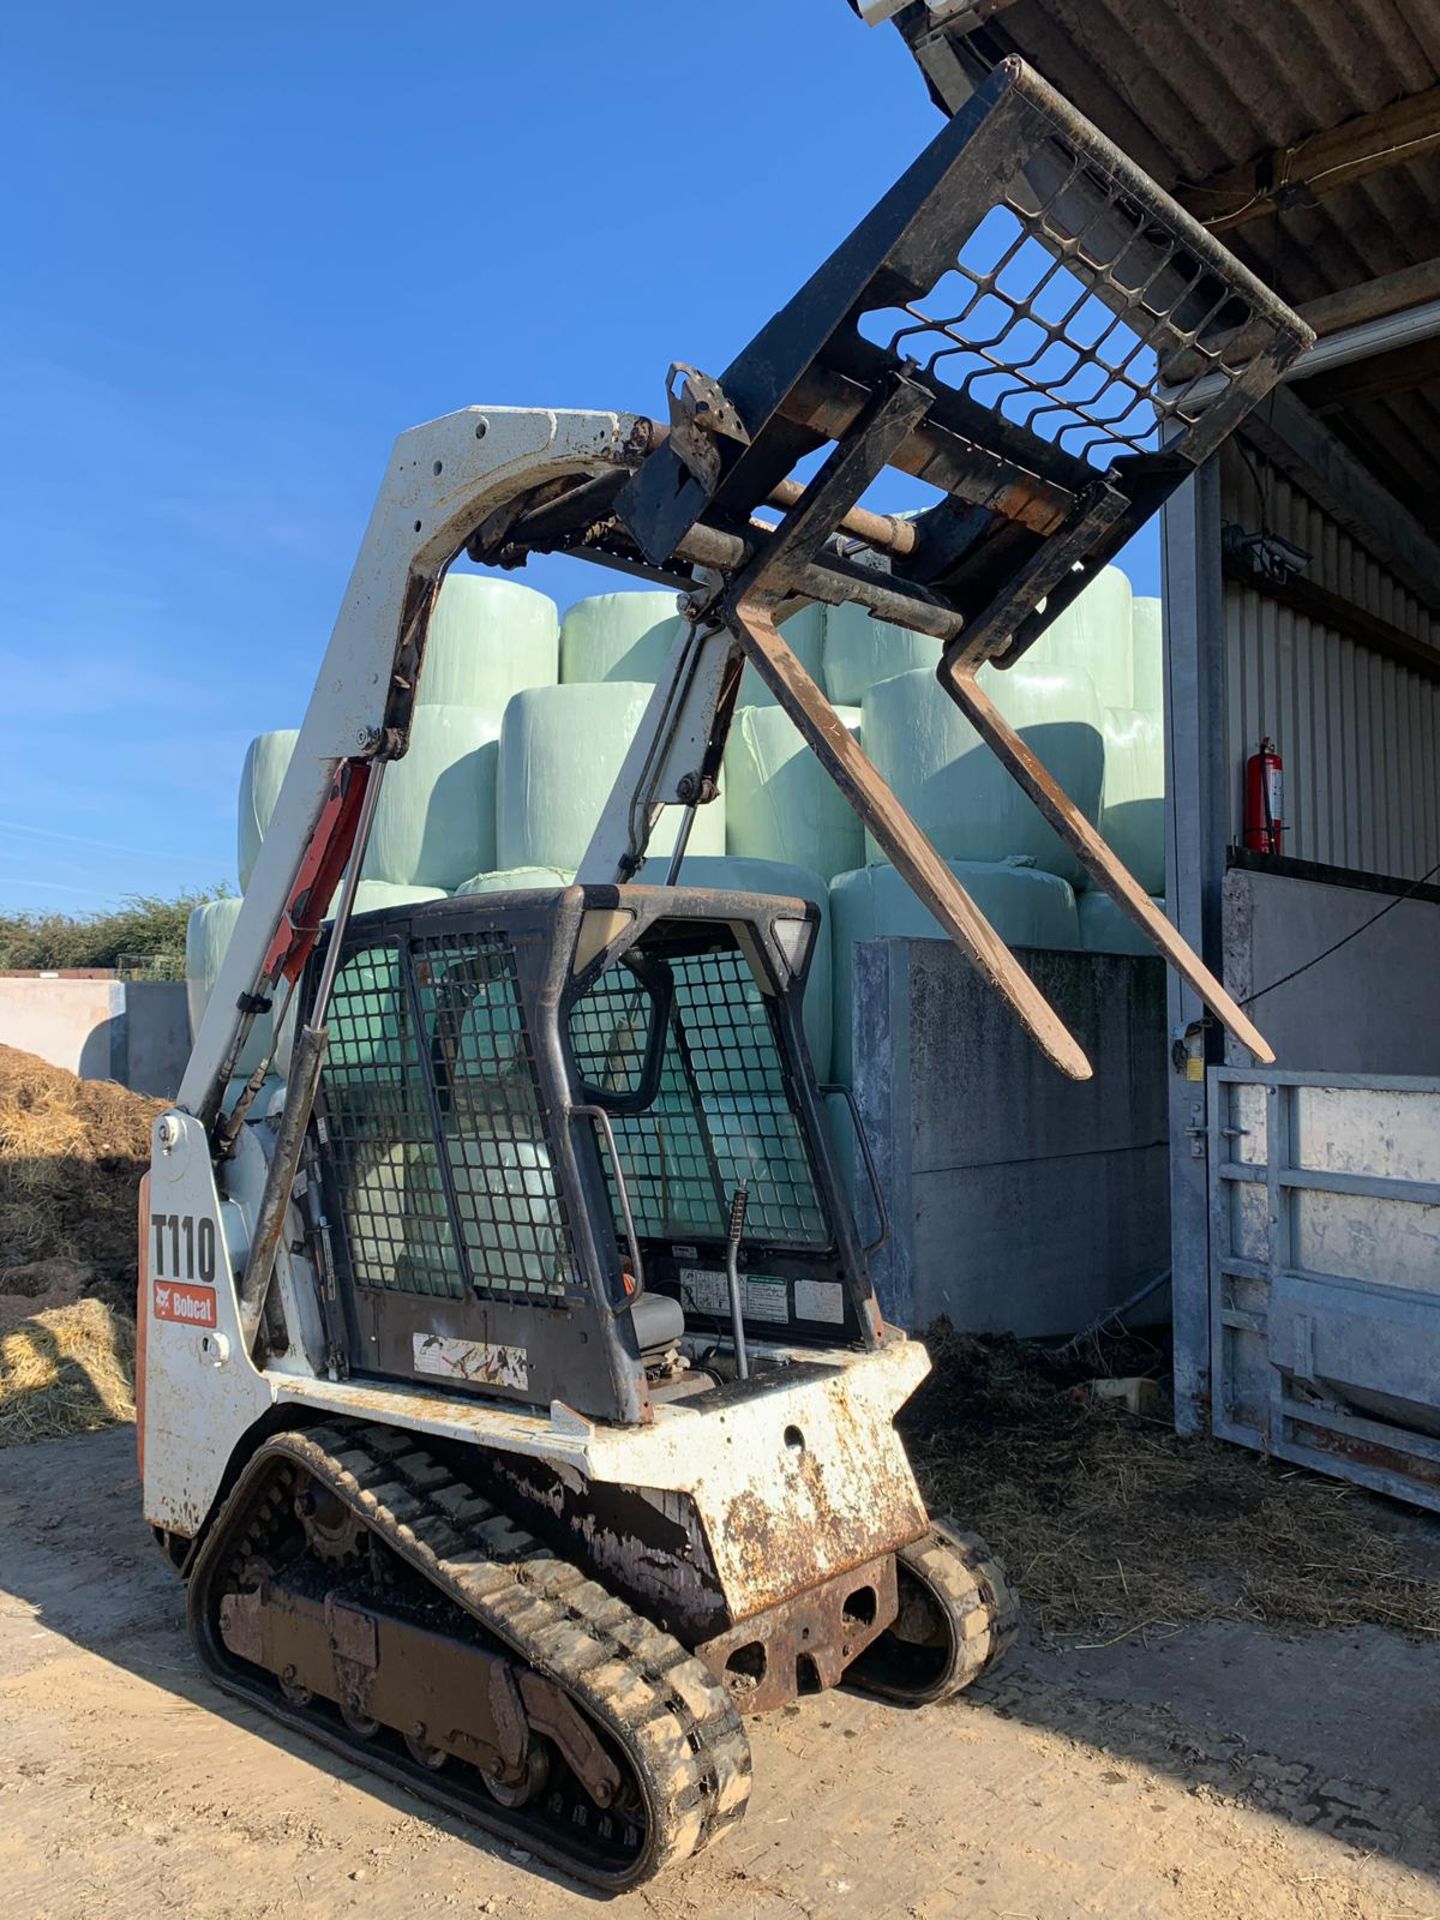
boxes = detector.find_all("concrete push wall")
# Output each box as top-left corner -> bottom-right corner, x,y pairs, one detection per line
852,940 -> 1169,1338
0,976 -> 190,1098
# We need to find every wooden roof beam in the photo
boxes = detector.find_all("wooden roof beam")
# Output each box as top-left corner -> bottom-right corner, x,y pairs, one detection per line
1177,84 -> 1440,234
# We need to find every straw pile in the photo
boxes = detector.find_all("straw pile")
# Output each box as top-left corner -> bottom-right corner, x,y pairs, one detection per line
0,1046 -> 160,1445
903,1323 -> 1440,1646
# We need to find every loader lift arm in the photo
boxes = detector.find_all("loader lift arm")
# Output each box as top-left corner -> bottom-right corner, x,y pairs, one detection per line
182,55 -> 1310,1141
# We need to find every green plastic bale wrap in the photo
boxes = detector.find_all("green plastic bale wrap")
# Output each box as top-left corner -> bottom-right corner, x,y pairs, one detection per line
237,730 -> 300,891
559,592 -> 682,684
186,897 -> 295,1079
362,704 -> 500,890
722,704 -> 864,880
1025,565 -> 1134,710
338,881 -> 448,919
1100,706 -> 1165,896
821,601 -> 942,707
455,866 -> 574,895
1132,596 -> 1164,714
861,662 -> 1104,886
417,573 -> 558,710
633,853 -> 834,1081
496,683 -> 726,871
827,860 -> 1080,1083
1078,888 -> 1165,956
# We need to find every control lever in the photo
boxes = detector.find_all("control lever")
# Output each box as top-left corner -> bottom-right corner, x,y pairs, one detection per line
725,1183 -> 750,1381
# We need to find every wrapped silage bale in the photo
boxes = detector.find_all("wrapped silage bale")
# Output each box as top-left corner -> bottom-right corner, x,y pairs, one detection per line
496,683 -> 725,871
722,704 -> 864,880
821,601 -> 942,707
456,866 -> 575,895
186,897 -> 295,1079
1078,889 -> 1166,957
633,853 -> 834,1081
417,573 -> 558,710
237,730 -> 300,891
338,881 -> 448,918
559,592 -> 682,684
862,661 -> 1104,887
828,860 -> 1080,1083
1100,707 -> 1165,896
362,704 -> 500,891
1025,565 -> 1134,710
1132,596 -> 1164,714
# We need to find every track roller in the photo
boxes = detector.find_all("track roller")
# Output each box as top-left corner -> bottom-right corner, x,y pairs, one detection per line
848,1516 -> 1019,1705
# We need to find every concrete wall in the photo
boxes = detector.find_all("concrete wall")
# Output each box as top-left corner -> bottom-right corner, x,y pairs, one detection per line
0,977 -> 190,1098
852,939 -> 1170,1339
1223,867 -> 1440,1076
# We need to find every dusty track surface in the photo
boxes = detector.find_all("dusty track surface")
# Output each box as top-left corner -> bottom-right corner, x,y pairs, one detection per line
3,1427 -> 1439,1920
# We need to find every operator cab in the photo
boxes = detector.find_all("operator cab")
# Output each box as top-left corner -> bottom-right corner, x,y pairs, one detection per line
305,884 -> 879,1425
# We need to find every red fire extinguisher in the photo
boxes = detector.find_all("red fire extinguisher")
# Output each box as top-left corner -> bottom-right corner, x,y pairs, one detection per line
1244,737 -> 1284,854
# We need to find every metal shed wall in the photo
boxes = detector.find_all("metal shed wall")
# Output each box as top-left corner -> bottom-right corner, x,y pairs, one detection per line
1220,445 -> 1440,877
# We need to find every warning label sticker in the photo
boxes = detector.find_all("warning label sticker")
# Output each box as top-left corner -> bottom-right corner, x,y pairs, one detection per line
793,1278 -> 845,1325
413,1333 -> 528,1391
677,1267 -> 790,1325
153,1280 -> 217,1329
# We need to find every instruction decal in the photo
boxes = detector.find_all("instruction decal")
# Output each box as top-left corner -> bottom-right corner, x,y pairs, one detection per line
413,1333 -> 529,1391
678,1266 -> 790,1325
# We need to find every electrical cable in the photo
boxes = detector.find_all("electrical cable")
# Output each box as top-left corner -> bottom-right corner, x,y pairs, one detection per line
1239,855 -> 1440,1008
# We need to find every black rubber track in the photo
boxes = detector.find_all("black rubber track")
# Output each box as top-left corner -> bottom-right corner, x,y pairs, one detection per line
186,1421 -> 752,1891
848,1515 -> 1020,1706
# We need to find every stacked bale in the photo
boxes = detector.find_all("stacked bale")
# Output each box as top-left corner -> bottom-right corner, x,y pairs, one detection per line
497,683 -> 726,870
722,705 -> 864,880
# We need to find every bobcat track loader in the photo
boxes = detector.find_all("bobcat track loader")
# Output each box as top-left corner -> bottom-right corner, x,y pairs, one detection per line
137,48 -> 1310,1891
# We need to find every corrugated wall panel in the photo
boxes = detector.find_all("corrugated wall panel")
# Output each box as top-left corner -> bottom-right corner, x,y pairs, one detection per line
1219,447 -> 1440,877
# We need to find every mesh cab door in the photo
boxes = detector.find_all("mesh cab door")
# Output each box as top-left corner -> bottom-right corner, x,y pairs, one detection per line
312,917 -> 646,1422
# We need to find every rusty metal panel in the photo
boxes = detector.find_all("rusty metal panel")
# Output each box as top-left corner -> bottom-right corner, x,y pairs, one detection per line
1220,445 -> 1440,876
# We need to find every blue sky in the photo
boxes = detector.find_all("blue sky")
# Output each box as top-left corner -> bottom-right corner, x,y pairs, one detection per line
0,1 -> 1159,913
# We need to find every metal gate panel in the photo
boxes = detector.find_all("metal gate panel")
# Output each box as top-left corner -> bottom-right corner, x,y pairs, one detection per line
1209,1065 -> 1440,1510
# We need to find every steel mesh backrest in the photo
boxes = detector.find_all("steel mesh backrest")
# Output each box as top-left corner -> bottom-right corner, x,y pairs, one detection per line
569,950 -> 829,1248
855,150 -> 1253,473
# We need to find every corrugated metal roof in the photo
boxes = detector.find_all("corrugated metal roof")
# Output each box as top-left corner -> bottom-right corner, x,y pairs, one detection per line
964,0 -> 1440,523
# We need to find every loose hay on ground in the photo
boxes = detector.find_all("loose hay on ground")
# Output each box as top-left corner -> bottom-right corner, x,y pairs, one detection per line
902,1323 -> 1440,1646
0,1297 -> 135,1447
0,1046 -> 159,1444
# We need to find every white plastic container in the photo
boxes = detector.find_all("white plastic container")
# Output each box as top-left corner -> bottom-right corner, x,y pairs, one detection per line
722,704 -> 864,880
417,573 -> 559,710
497,683 -> 726,872
1132,595 -> 1164,714
362,704 -> 501,891
821,601 -> 942,707
861,661 -> 1104,886
634,852 -> 834,1080
828,859 -> 1080,1082
1078,888 -> 1166,957
1025,565 -> 1135,710
559,592 -> 683,684
237,730 -> 300,891
1100,706 -> 1165,896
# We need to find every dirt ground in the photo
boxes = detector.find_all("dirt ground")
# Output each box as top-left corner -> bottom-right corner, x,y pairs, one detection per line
3,1427 -> 1439,1920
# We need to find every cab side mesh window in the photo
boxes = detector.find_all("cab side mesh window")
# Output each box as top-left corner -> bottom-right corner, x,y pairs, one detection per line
412,933 -> 571,1297
321,942 -> 462,1299
569,948 -> 829,1247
